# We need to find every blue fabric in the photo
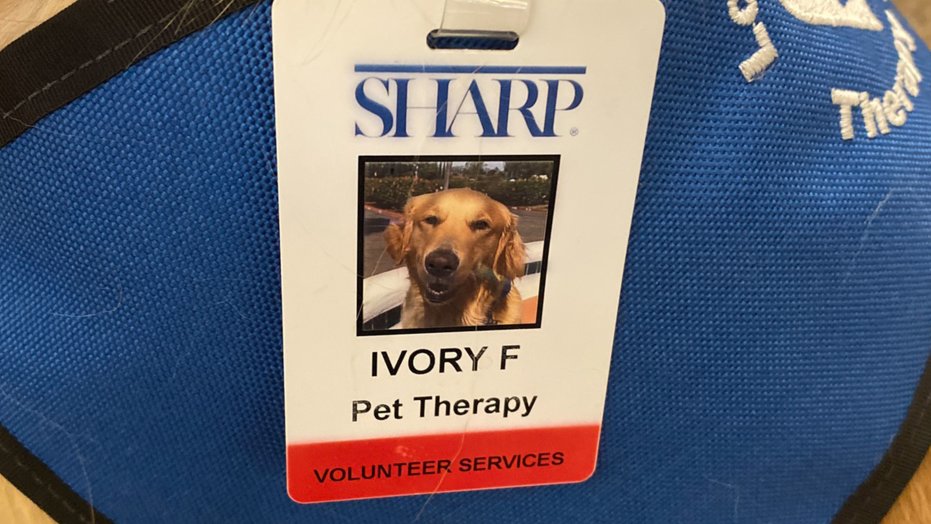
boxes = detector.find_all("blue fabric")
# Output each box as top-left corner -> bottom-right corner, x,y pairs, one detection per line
2,0 -> 930,522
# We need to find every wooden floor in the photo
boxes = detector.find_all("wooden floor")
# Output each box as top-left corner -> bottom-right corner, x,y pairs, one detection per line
0,0 -> 928,522
886,449 -> 931,523
896,0 -> 931,45
0,476 -> 53,524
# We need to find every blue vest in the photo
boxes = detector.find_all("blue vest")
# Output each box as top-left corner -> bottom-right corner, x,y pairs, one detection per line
0,1 -> 928,522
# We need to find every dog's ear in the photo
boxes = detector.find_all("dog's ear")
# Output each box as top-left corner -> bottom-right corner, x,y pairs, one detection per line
384,222 -> 408,265
384,197 -> 420,264
494,213 -> 526,280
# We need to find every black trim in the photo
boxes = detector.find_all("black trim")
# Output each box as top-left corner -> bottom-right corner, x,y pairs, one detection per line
0,424 -> 112,524
834,355 -> 931,523
0,0 -> 261,148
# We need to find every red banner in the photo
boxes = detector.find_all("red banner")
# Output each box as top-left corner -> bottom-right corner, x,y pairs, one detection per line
287,425 -> 601,503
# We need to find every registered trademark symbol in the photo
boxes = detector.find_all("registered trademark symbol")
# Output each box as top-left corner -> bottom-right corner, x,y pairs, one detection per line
570,127 -> 579,136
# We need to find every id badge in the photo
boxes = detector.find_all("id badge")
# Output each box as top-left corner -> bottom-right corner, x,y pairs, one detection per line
273,0 -> 665,503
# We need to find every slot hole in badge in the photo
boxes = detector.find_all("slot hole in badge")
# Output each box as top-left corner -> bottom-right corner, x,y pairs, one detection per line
426,29 -> 519,50
428,0 -> 529,50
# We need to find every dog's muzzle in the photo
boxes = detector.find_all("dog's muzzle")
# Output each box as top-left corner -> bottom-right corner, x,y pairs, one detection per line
423,249 -> 460,303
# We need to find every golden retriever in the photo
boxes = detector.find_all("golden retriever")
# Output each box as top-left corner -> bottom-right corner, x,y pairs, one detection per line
385,188 -> 526,328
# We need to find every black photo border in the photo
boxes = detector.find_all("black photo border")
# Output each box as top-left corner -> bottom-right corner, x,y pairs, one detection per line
356,154 -> 560,337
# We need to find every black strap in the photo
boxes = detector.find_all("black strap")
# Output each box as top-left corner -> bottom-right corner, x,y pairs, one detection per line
0,0 -> 260,148
0,424 -> 113,524
833,355 -> 931,523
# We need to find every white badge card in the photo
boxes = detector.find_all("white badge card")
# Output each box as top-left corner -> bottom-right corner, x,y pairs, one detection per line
273,0 -> 665,503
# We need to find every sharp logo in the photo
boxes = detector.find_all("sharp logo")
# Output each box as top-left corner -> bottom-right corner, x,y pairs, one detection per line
728,0 -> 922,140
353,65 -> 586,138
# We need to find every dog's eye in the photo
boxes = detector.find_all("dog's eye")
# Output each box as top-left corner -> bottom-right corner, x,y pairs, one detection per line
471,220 -> 491,231
424,216 -> 439,226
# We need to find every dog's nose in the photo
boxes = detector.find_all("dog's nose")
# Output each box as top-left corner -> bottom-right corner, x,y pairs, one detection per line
425,250 -> 459,278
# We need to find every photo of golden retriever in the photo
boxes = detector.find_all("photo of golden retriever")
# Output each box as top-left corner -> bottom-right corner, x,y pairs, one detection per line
359,156 -> 556,334
384,188 -> 526,328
